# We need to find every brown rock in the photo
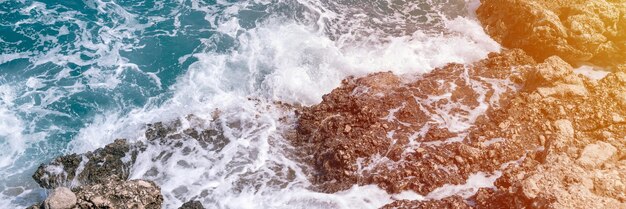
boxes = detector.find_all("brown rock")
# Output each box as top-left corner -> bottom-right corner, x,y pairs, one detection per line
577,142 -> 617,168
477,0 -> 626,69
74,179 -> 163,209
44,187 -> 76,209
381,196 -> 472,209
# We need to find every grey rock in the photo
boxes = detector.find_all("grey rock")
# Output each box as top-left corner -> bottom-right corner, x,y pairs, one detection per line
178,200 -> 205,209
32,139 -> 139,189
44,187 -> 76,209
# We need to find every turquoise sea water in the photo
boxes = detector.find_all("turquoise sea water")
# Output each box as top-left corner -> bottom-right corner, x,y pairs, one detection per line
0,0 -> 499,207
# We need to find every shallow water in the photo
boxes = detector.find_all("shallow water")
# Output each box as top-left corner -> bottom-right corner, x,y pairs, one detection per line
0,0 -> 500,207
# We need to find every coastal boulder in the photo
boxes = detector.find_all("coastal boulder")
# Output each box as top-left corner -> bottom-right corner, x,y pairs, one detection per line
43,187 -> 76,209
32,139 -> 138,189
477,0 -> 626,69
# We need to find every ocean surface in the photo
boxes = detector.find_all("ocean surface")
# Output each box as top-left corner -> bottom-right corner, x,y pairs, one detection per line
0,0 -> 500,208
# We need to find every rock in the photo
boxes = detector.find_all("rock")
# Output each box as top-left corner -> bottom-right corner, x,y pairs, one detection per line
381,196 -> 471,209
291,49 -> 538,194
28,179 -> 162,209
291,47 -> 626,208
553,119 -> 575,150
537,84 -> 588,97
577,142 -> 617,168
477,0 -> 626,69
33,116 -> 229,190
73,179 -> 163,209
179,200 -> 205,209
44,187 -> 76,209
32,139 -> 138,189
521,174 -> 542,199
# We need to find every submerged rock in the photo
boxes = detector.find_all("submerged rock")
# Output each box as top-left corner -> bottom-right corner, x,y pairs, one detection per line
178,200 -> 205,209
477,0 -> 626,69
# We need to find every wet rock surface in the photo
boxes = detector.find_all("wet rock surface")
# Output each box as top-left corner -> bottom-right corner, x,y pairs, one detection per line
71,179 -> 163,209
292,49 -> 626,208
381,196 -> 471,209
28,180 -> 163,209
293,49 -> 538,194
30,115 -> 227,209
178,200 -> 205,209
472,70 -> 626,209
477,0 -> 626,69
32,139 -> 138,189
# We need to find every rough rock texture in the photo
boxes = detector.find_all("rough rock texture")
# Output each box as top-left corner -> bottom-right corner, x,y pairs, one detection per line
28,180 -> 162,209
381,196 -> 472,209
178,200 -> 205,209
32,115 -> 228,189
72,179 -> 163,209
292,49 -> 626,208
32,139 -> 138,189
30,116 -> 226,209
472,70 -> 626,209
44,187 -> 77,209
293,49 -> 539,194
477,0 -> 626,69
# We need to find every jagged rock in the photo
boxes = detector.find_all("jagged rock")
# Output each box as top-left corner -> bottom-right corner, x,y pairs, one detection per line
32,139 -> 138,189
44,187 -> 76,209
292,49 -> 538,194
73,179 -> 163,209
553,119 -> 574,151
27,180 -> 162,209
32,115 -> 229,191
30,116 -> 230,209
577,142 -> 617,168
178,200 -> 205,209
469,55 -> 626,208
477,0 -> 626,69
292,48 -> 626,208
381,196 -> 472,209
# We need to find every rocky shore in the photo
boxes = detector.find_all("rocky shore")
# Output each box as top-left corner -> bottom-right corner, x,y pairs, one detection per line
27,0 -> 625,208
477,0 -> 626,70
28,119 -> 219,209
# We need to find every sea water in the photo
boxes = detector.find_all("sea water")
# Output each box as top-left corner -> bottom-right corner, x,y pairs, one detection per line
0,0 -> 500,208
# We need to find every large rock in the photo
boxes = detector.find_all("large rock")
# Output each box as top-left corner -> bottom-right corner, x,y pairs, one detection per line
28,179 -> 163,209
292,49 -> 538,194
32,139 -> 138,189
381,196 -> 471,209
178,200 -> 205,209
477,0 -> 626,69
73,179 -> 163,209
292,48 -> 626,208
44,187 -> 76,209
30,116 -> 227,209
33,115 -> 229,190
577,141 -> 618,168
